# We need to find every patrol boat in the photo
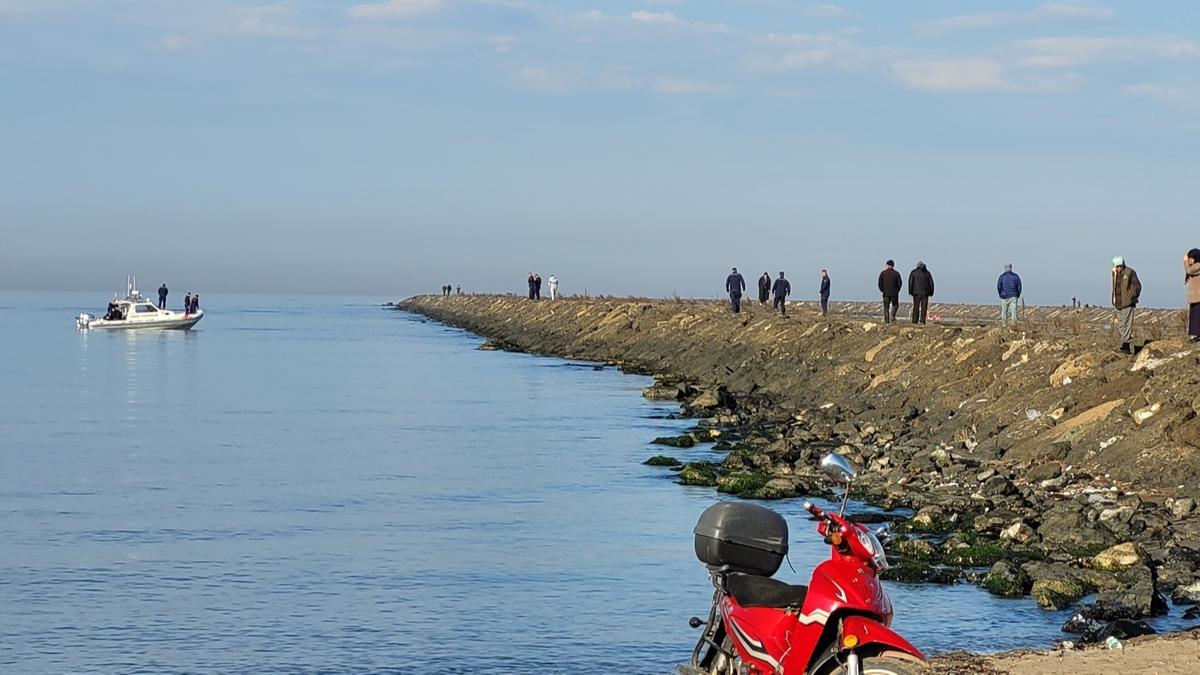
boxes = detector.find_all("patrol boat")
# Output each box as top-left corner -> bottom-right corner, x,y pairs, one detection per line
76,276 -> 204,330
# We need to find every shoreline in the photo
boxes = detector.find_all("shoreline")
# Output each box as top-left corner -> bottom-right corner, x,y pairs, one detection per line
395,294 -> 1200,662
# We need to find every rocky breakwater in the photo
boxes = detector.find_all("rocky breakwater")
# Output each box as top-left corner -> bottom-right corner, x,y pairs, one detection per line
397,294 -> 1200,640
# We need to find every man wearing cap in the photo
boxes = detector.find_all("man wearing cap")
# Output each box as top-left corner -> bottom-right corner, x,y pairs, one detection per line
1112,256 -> 1142,354
997,264 -> 1022,327
878,260 -> 902,323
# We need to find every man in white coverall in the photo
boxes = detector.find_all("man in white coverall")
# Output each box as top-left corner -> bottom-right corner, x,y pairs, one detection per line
548,275 -> 559,300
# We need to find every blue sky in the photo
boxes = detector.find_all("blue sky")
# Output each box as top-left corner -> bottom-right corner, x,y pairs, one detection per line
3,1 -> 1198,306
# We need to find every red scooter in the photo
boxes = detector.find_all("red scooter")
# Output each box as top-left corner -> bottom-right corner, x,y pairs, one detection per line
683,454 -> 927,675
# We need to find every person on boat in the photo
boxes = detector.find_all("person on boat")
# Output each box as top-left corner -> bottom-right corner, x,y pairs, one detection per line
158,283 -> 169,309
105,297 -> 119,320
191,294 -> 200,314
183,292 -> 192,315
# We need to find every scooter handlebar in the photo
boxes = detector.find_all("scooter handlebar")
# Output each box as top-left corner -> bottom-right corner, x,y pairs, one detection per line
803,501 -> 825,518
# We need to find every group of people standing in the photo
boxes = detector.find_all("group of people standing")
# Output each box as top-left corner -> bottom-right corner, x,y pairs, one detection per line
526,273 -> 559,300
158,283 -> 200,315
441,284 -> 461,296
877,260 -> 936,324
726,268 -> 831,317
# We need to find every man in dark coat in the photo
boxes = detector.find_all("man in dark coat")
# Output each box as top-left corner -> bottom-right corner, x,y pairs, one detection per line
758,273 -> 770,305
534,274 -> 542,299
190,293 -> 200,313
908,262 -> 934,324
157,283 -> 169,309
819,270 -> 831,316
771,272 -> 791,316
527,273 -> 536,299
726,267 -> 746,313
1112,255 -> 1142,353
183,292 -> 191,315
878,260 -> 902,323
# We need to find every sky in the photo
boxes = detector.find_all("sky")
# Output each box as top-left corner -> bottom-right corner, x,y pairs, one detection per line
2,1 -> 1198,306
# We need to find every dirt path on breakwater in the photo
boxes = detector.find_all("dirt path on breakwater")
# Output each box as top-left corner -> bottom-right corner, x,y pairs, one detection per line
395,295 -> 1200,657
930,628 -> 1200,674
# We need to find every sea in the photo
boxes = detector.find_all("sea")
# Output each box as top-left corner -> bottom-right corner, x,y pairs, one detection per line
0,291 -> 1191,674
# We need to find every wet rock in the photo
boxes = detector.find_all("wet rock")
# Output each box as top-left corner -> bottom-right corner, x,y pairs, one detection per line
1031,577 -> 1087,610
1001,521 -> 1039,546
643,455 -> 681,467
1037,503 -> 1113,550
982,560 -> 1031,597
1091,565 -> 1167,619
893,537 -> 939,561
1091,542 -> 1145,571
1172,580 -> 1200,605
1061,606 -> 1102,636
881,560 -> 961,584
1184,605 -> 1200,620
677,462 -> 719,486
1079,619 -> 1156,644
716,471 -> 772,497
652,434 -> 696,448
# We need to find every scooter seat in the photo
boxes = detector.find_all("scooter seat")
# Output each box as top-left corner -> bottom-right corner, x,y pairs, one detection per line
726,573 -> 808,609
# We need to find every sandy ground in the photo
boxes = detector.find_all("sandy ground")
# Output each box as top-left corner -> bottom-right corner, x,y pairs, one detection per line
930,629 -> 1200,674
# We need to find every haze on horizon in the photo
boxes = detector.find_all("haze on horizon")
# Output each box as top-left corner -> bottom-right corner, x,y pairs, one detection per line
3,1 -> 1198,307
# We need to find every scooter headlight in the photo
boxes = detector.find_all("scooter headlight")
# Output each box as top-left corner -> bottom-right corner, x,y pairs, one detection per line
858,530 -> 889,571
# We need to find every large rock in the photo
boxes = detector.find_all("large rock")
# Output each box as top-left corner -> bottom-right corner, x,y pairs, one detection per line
1091,565 -> 1167,620
1091,542 -> 1145,571
1037,503 -> 1113,550
982,560 -> 1031,598
1031,577 -> 1087,610
1080,619 -> 1156,644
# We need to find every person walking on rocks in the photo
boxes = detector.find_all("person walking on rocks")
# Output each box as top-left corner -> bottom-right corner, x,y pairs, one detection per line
772,271 -> 791,317
1112,256 -> 1142,353
908,261 -> 934,325
757,273 -> 770,306
878,260 -> 902,323
726,267 -> 746,313
548,274 -> 559,301
819,269 -> 831,316
997,264 -> 1022,327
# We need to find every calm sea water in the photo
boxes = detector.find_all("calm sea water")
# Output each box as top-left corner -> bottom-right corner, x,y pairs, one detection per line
0,292 -> 1190,674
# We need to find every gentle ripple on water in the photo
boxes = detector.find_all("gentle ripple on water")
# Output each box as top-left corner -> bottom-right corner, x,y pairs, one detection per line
0,291 -> 1194,674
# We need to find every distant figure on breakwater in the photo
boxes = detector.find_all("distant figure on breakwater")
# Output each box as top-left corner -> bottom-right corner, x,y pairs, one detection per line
908,262 -> 935,325
534,273 -> 542,300
819,270 -> 831,316
1111,256 -> 1142,354
158,283 -> 169,309
548,275 -> 559,300
455,285 -> 462,295
757,273 -> 770,306
772,272 -> 791,317
183,292 -> 192,316
878,260 -> 902,323
997,264 -> 1023,327
726,267 -> 746,313
527,273 -> 536,299
1185,249 -> 1200,341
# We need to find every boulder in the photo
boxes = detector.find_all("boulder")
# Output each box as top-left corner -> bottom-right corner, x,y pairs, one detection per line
652,434 -> 696,448
677,462 -> 719,486
1079,619 -> 1155,644
1037,503 -> 1113,550
643,455 -> 681,467
1091,543 -> 1145,571
1061,606 -> 1102,636
1172,580 -> 1200,605
1000,521 -> 1039,546
1031,577 -> 1087,610
1169,497 -> 1197,518
1025,463 -> 1063,483
1091,565 -> 1168,620
983,560 -> 1031,598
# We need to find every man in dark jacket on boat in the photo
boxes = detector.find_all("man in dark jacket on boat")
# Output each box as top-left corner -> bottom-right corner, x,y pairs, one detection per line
908,262 -> 935,325
772,272 -> 791,316
878,261 -> 902,323
183,292 -> 191,315
726,267 -> 746,313
158,283 -> 168,309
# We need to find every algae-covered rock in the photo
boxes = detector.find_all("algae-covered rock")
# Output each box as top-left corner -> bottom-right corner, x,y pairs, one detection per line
716,471 -> 772,496
678,461 -> 720,486
1091,542 -> 1145,571
881,560 -> 961,584
983,560 -> 1031,597
644,455 -> 681,467
652,434 -> 696,448
1031,577 -> 1086,610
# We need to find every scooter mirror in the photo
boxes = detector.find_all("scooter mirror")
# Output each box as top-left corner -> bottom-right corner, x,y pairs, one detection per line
819,453 -> 857,485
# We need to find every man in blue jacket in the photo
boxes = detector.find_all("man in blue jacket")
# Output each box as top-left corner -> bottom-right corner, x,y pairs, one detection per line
726,267 -> 746,313
819,269 -> 831,316
997,264 -> 1022,327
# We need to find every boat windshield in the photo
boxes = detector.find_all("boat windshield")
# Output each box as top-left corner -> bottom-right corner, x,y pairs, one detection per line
134,304 -> 158,314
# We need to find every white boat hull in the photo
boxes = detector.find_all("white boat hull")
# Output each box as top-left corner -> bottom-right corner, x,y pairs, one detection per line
78,310 -> 204,331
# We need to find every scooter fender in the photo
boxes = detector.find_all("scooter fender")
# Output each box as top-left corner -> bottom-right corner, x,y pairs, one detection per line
840,615 -> 926,662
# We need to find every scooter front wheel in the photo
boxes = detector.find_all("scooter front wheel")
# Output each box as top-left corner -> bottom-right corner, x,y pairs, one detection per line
831,656 -> 928,675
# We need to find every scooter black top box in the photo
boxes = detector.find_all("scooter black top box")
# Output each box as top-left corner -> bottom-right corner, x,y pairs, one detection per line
693,502 -> 788,576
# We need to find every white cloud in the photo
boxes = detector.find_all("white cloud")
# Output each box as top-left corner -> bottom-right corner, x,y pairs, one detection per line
1122,82 -> 1184,98
516,65 -> 579,93
741,32 -> 869,72
891,59 -> 1016,92
347,0 -> 444,20
652,77 -> 731,94
1019,36 -> 1198,67
630,10 -> 680,25
914,2 -> 1114,35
